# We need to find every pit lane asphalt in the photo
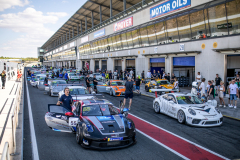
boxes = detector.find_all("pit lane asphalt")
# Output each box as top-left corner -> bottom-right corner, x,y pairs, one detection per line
23,72 -> 240,160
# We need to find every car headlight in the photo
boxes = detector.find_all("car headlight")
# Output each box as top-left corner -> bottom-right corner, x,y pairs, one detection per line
188,108 -> 196,115
127,120 -> 132,129
83,123 -> 94,133
215,108 -> 221,114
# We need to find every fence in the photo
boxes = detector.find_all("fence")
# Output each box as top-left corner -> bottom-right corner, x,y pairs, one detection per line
0,68 -> 24,159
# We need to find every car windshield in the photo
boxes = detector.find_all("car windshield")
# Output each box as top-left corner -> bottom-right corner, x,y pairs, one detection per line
69,73 -> 76,76
51,81 -> 66,85
69,88 -> 89,95
158,80 -> 170,85
82,104 -> 119,116
111,81 -> 125,86
177,96 -> 203,104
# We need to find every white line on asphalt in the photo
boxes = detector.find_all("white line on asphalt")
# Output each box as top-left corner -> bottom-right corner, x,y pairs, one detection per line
131,114 -> 230,160
136,129 -> 190,160
25,72 -> 39,160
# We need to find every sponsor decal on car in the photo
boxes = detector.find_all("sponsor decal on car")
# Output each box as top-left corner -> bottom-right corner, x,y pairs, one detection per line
108,137 -> 123,141
56,115 -> 61,118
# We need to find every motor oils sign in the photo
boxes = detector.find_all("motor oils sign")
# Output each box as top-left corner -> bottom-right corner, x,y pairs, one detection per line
150,0 -> 191,20
113,16 -> 133,32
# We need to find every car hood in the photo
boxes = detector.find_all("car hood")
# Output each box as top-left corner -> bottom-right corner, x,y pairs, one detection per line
83,115 -> 125,134
160,84 -> 174,89
187,105 -> 218,116
112,86 -> 125,91
72,96 -> 95,100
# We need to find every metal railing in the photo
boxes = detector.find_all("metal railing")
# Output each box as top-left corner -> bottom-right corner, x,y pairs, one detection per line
1,67 -> 24,159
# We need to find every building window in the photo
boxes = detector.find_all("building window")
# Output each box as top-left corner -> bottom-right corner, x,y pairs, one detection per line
190,10 -> 207,40
147,24 -> 157,46
120,32 -> 128,50
107,37 -> 114,52
103,38 -> 108,52
226,0 -> 240,35
139,26 -> 149,47
115,34 -> 122,50
155,21 -> 166,45
208,3 -> 228,37
131,29 -> 140,48
166,18 -> 179,43
126,31 -> 134,49
177,14 -> 191,42
97,40 -> 101,53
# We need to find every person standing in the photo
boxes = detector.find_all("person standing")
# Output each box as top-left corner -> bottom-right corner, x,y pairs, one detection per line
235,78 -> 240,98
109,70 -> 112,80
44,74 -> 49,85
152,70 -> 157,79
102,71 -> 105,79
130,69 -> 133,78
157,71 -> 161,79
123,77 -> 134,110
141,71 -> 145,83
171,73 -> 176,84
27,69 -> 31,77
196,72 -> 201,91
208,81 -> 215,100
59,72 -> 63,78
135,77 -> 141,94
64,71 -> 68,82
162,71 -> 165,79
165,73 -> 170,82
218,81 -> 226,107
93,75 -> 98,93
199,78 -> 206,97
57,87 -> 73,111
228,80 -> 238,108
147,70 -> 151,79
114,70 -> 118,80
215,74 -> 222,94
173,78 -> 179,89
0,71 -> 6,89
85,74 -> 91,93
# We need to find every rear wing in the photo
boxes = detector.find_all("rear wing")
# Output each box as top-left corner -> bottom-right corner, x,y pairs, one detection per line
149,88 -> 179,98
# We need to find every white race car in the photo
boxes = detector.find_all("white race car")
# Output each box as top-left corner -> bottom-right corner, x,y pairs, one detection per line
153,93 -> 223,127
30,74 -> 46,87
58,86 -> 95,101
67,73 -> 81,81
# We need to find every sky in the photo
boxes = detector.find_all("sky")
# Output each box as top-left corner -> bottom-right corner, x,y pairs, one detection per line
0,0 -> 87,58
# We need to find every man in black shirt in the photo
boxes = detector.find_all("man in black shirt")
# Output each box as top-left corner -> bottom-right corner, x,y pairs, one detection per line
27,69 -> 31,77
165,73 -> 170,82
93,75 -> 98,93
135,77 -> 141,94
215,74 -> 221,93
157,71 -> 161,79
124,77 -> 134,110
141,71 -> 145,83
57,87 -> 73,111
208,81 -> 215,100
171,73 -> 176,84
44,74 -> 49,85
85,74 -> 91,93
152,70 -> 157,79
109,70 -> 112,79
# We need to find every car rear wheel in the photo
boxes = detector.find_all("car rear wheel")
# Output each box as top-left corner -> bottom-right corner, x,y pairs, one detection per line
49,90 -> 51,96
177,110 -> 186,124
154,102 -> 160,113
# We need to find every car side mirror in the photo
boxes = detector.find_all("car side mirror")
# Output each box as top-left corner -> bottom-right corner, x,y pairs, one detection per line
65,112 -> 74,117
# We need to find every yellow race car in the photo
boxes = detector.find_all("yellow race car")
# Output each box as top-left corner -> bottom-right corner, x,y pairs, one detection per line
145,79 -> 176,93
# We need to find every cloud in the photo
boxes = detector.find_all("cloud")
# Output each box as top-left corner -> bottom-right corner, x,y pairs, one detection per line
0,0 -> 29,12
0,7 -> 68,57
47,12 -> 68,18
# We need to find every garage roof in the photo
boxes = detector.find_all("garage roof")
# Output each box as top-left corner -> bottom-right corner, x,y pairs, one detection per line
41,0 -> 151,50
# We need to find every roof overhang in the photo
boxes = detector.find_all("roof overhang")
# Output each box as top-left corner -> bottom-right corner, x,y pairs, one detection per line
143,51 -> 201,57
91,57 -> 108,60
110,55 -> 138,59
213,48 -> 240,54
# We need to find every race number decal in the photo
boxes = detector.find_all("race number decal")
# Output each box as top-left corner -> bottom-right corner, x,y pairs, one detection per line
69,117 -> 78,126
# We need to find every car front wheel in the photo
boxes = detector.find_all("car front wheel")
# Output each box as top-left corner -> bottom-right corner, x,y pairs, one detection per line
76,125 -> 82,145
177,110 -> 186,124
154,102 -> 160,113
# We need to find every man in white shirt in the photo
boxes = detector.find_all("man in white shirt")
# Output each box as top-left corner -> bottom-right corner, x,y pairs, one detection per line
196,72 -> 201,91
147,70 -> 151,78
199,78 -> 206,96
130,69 -> 134,78
162,71 -> 165,79
228,80 -> 239,108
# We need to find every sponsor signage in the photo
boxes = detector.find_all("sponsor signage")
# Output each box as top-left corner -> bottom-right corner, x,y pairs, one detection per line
81,36 -> 89,43
94,28 -> 105,39
150,0 -> 191,20
114,16 -> 133,32
179,44 -> 185,51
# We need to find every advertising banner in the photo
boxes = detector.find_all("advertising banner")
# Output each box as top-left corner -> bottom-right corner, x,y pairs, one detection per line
94,28 -> 105,39
150,0 -> 191,20
113,16 -> 133,32
86,62 -> 89,70
81,36 -> 89,43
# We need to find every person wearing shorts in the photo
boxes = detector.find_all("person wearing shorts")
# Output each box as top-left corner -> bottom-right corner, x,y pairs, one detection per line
85,74 -> 91,93
135,77 -> 141,94
123,77 -> 134,110
218,81 -> 226,107
93,75 -> 98,93
228,80 -> 238,108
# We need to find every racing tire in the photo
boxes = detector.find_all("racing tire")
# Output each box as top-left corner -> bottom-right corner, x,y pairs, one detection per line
177,110 -> 186,124
49,90 -> 51,96
110,89 -> 113,96
154,102 -> 160,113
76,125 -> 83,145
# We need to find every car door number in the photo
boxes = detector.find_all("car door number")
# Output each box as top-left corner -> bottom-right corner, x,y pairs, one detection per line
69,118 -> 78,126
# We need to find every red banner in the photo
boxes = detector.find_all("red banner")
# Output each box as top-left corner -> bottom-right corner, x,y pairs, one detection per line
113,16 -> 133,32
86,62 -> 89,70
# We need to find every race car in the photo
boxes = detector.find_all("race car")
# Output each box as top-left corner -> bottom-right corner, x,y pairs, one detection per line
145,79 -> 179,93
67,73 -> 81,81
30,74 -> 46,87
97,80 -> 126,96
45,80 -> 67,96
153,93 -> 223,127
45,99 -> 136,149
58,86 -> 95,101
89,73 -> 102,81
